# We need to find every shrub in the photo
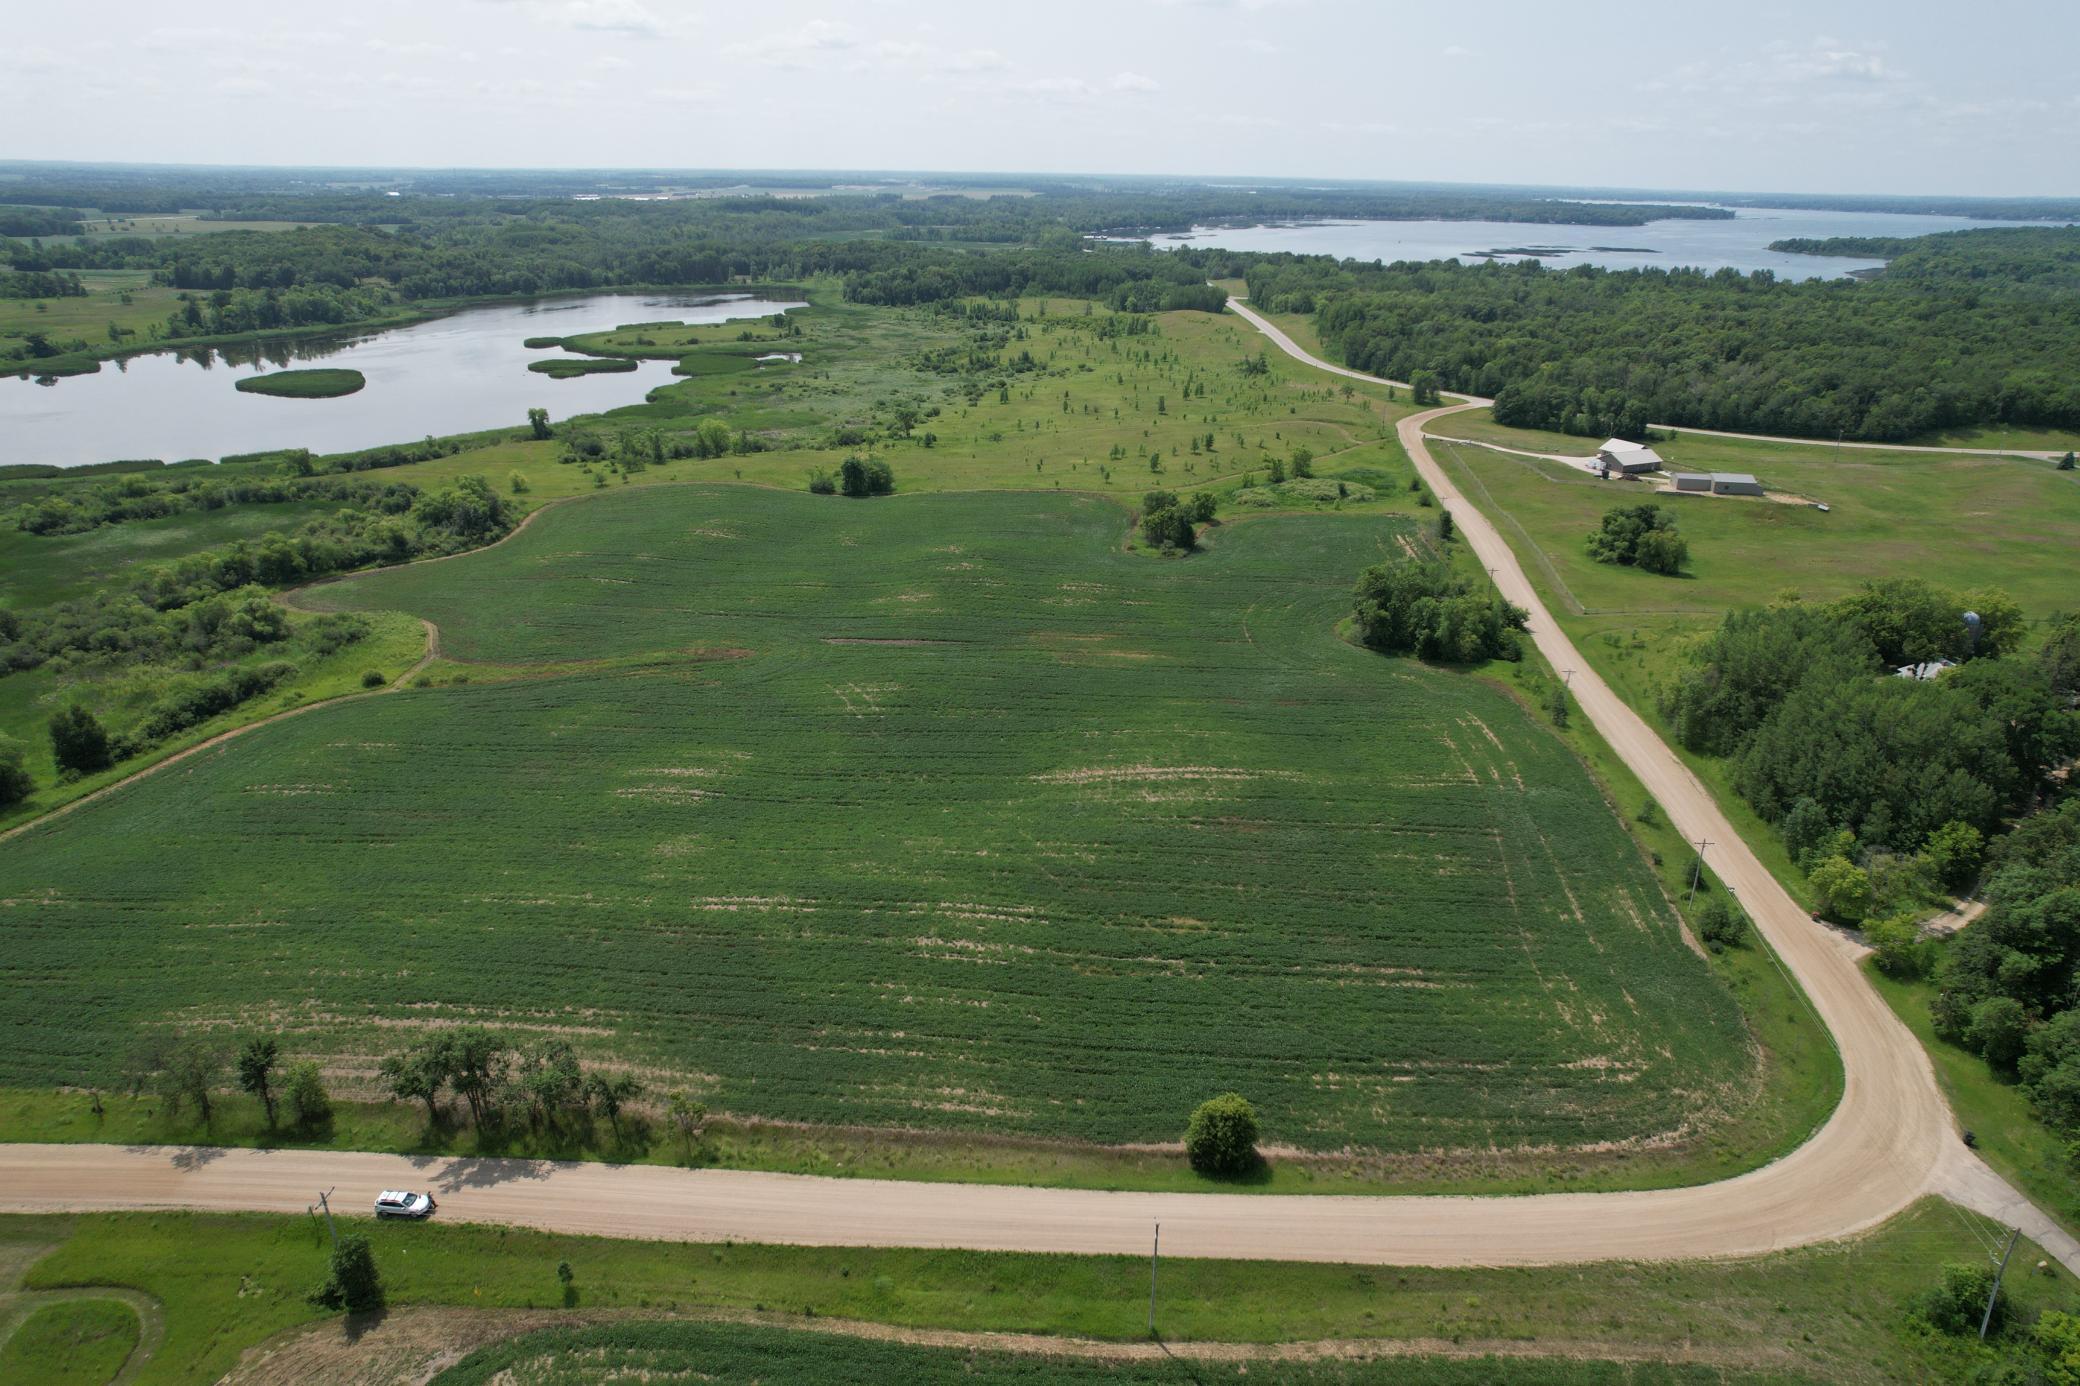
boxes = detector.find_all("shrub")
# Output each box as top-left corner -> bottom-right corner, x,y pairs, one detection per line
807,469 -> 836,495
838,456 -> 895,498
285,1059 -> 332,1127
509,471 -> 530,495
1912,1262 -> 2000,1336
311,1234 -> 383,1313
1920,820 -> 1984,894
1864,914 -> 1928,978
361,669 -> 387,689
1586,504 -> 1687,575
1806,855 -> 1872,923
1695,897 -> 1749,951
0,733 -> 31,806
1967,996 -> 2030,1074
1184,1092 -> 1260,1175
49,705 -> 113,776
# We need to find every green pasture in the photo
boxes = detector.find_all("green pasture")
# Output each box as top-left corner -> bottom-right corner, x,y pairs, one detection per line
6,1199 -> 2065,1386
0,608 -> 428,826
6,486 -> 1749,1165
0,496 -> 345,608
1424,431 -> 2080,664
0,1297 -> 139,1386
0,273 -> 184,361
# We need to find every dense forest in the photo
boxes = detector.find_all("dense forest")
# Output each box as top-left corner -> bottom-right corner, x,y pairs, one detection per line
1663,583 -> 2080,1150
1248,227 -> 2080,440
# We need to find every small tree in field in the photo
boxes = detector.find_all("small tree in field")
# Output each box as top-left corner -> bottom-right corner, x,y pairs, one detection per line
1184,1093 -> 1260,1175
237,1037 -> 281,1126
0,734 -> 32,806
285,1060 -> 332,1127
311,1234 -> 383,1313
158,1037 -> 226,1124
527,407 -> 552,441
49,705 -> 113,776
666,1090 -> 708,1160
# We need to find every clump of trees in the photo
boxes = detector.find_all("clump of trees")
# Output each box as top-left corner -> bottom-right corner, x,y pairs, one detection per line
837,456 -> 895,498
1586,503 -> 1687,575
1665,584 -> 2063,861
379,1028 -> 648,1144
1138,489 -> 1215,552
123,1032 -> 333,1132
1352,556 -> 1526,664
1184,1093 -> 1260,1175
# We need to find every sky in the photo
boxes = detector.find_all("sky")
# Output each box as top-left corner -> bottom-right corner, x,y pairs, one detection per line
7,0 -> 2078,196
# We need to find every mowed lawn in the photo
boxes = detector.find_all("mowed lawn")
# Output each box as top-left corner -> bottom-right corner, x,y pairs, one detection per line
1,486 -> 1748,1155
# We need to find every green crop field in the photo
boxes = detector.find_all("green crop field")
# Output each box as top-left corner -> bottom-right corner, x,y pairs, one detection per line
2,484 -> 1749,1160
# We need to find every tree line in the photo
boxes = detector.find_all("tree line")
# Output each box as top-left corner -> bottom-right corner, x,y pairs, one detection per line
1246,227 -> 2080,441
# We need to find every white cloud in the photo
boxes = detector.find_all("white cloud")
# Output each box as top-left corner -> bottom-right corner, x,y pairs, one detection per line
725,19 -> 862,66
948,48 -> 1008,72
1442,45 -> 1473,59
1013,76 -> 1098,101
1110,71 -> 1161,93
557,0 -> 668,37
646,84 -> 718,104
1768,38 -> 1901,84
479,0 -> 680,39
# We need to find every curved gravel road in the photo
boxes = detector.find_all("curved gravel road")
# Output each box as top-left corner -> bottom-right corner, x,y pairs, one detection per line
1,302 -> 2072,1272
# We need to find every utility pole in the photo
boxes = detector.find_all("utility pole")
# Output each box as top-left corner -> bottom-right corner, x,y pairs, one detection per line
1147,1222 -> 1161,1337
1560,669 -> 1575,688
1981,1225 -> 2019,1340
1687,839 -> 1713,907
315,1188 -> 338,1250
1832,429 -> 1843,463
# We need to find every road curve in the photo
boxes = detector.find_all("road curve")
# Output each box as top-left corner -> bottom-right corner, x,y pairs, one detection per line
2,307 -> 2072,1270
1226,294 -> 2080,1269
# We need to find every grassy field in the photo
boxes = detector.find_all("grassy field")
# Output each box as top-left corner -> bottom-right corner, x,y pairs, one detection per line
432,1320 -> 1780,1385
53,214 -> 320,236
232,367 -> 365,398
5,1200 -> 2066,1386
1422,429 -> 2080,666
0,1297 -> 139,1386
0,608 -> 428,828
3,484 -> 1752,1172
0,270 -> 185,362
0,496 -> 345,608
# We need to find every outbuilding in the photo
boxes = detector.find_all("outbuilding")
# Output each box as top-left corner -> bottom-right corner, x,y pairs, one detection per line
1596,439 -> 1664,475
1673,472 -> 1713,492
1709,472 -> 1763,496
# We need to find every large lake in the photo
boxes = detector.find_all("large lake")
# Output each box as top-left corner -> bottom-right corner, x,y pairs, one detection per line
2,292 -> 804,470
1156,205 -> 2025,277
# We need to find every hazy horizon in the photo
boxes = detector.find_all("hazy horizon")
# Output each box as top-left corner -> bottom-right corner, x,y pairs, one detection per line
6,0 -> 2076,197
